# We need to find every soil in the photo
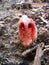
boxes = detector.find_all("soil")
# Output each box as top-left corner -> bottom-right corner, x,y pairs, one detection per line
0,2 -> 49,65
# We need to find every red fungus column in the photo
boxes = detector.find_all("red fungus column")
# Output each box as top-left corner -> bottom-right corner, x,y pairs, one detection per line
18,15 -> 37,46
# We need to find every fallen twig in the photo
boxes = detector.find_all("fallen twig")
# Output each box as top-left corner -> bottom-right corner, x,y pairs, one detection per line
15,43 -> 43,58
45,45 -> 49,48
15,43 -> 49,58
39,16 -> 48,24
22,45 -> 37,56
33,44 -> 43,65
43,48 -> 49,52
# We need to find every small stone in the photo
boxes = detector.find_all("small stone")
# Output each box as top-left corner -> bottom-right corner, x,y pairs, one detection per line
4,17 -> 12,23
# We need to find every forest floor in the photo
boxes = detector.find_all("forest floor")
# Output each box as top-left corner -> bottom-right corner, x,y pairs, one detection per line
0,2 -> 49,65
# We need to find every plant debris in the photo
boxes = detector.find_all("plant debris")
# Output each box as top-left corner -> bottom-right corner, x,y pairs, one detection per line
0,0 -> 49,65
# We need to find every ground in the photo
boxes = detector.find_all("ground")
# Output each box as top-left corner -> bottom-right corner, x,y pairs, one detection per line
0,2 -> 49,65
